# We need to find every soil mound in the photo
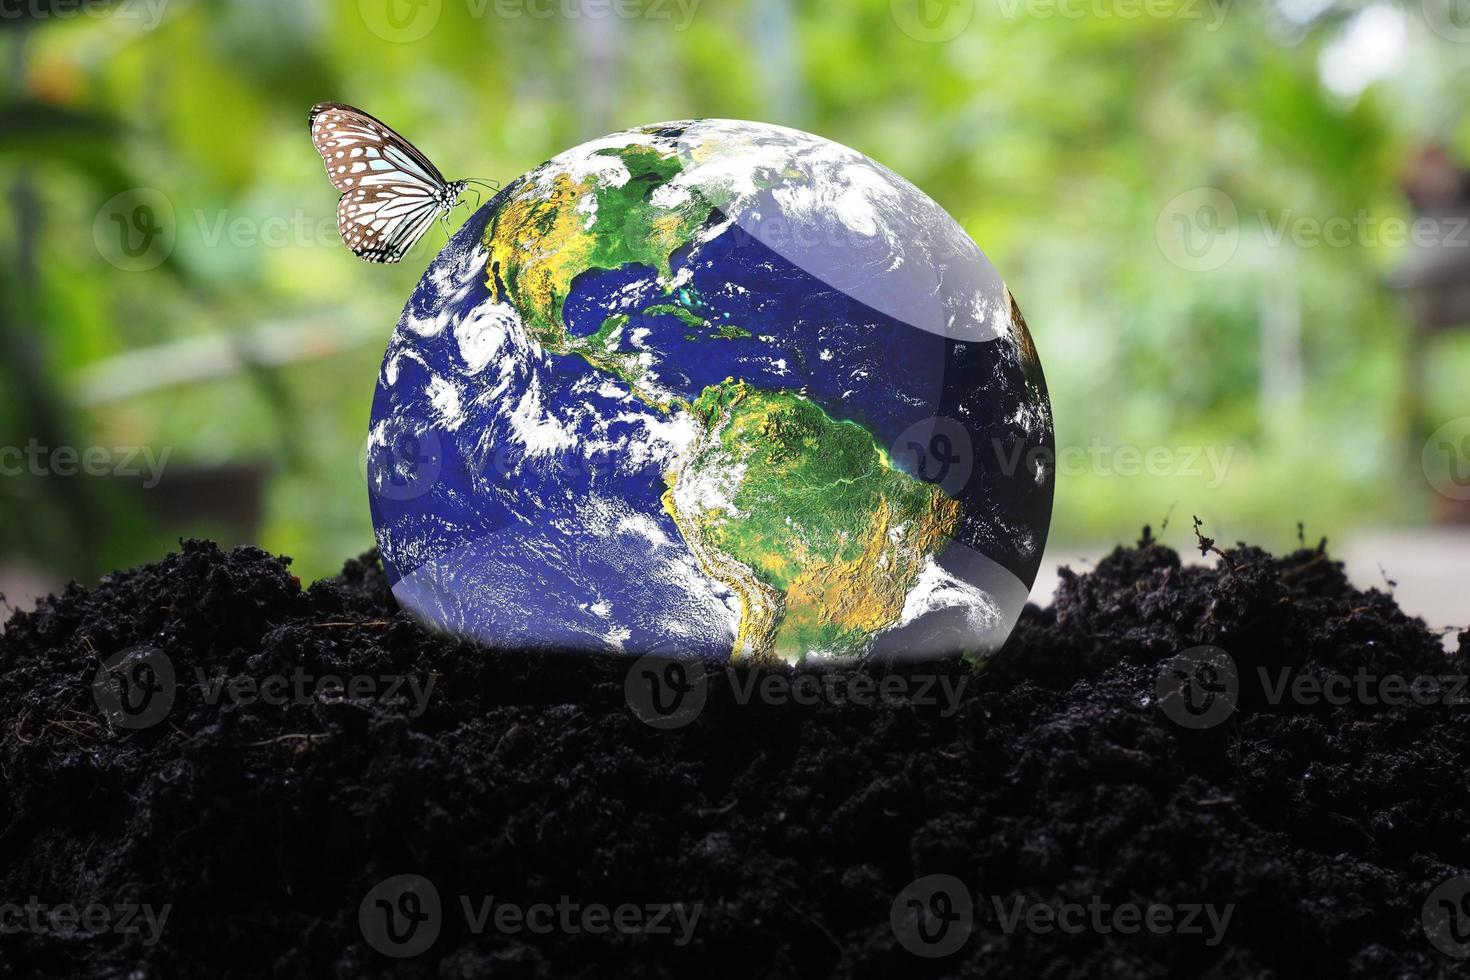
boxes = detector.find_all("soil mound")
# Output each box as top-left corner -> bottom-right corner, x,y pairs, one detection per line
1,533 -> 1466,978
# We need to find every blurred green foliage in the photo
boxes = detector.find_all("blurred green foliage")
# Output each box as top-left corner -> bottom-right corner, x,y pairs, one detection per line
0,0 -> 1466,584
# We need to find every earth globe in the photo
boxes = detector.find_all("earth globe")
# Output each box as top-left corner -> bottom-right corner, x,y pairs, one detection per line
366,119 -> 1053,663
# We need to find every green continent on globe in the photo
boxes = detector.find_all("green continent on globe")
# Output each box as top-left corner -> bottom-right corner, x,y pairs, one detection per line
662,379 -> 963,663
481,140 -> 722,407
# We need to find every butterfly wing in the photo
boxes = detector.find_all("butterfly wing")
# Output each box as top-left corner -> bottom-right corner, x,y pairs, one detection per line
310,102 -> 448,190
338,185 -> 445,264
310,102 -> 452,263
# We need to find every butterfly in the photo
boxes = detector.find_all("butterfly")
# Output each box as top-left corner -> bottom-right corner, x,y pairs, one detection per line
309,102 -> 495,264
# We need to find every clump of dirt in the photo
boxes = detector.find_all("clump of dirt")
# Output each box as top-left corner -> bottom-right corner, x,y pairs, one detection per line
0,532 -> 1466,978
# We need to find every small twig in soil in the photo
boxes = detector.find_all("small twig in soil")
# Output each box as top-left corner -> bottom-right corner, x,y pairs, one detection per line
782,898 -> 845,957
245,733 -> 326,747
1281,553 -> 1329,582
312,620 -> 392,629
44,719 -> 98,741
14,709 -> 33,744
696,800 -> 739,817
1192,516 -> 1235,572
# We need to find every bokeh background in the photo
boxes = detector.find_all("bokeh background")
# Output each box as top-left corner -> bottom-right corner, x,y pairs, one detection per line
1,0 -> 1467,633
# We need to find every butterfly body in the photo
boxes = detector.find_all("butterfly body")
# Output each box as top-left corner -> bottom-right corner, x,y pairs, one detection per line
310,102 -> 482,264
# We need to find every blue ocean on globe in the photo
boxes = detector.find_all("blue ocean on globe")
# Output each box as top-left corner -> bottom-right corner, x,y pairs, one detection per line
367,119 -> 1053,663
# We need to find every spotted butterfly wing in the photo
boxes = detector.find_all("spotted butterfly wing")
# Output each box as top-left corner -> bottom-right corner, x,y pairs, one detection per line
309,102 -> 467,264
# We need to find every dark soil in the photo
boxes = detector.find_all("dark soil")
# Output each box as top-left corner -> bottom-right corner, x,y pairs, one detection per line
1,532 -> 1467,978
